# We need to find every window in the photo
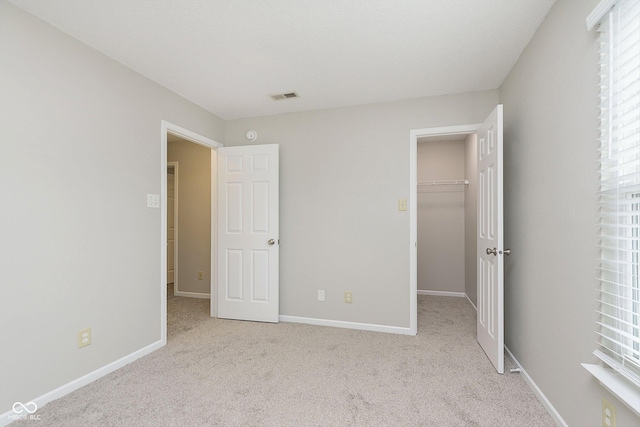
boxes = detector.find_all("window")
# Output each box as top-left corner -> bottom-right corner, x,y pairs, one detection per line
593,0 -> 640,388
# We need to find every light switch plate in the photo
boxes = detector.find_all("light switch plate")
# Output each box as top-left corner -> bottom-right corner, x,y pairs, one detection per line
398,198 -> 407,211
344,291 -> 352,303
147,194 -> 160,208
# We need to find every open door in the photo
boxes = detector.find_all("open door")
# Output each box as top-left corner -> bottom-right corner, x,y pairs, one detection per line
216,144 -> 279,323
477,105 -> 506,373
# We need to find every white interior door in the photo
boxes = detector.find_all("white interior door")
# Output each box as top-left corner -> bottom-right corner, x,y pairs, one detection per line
217,144 -> 279,323
477,105 -> 505,374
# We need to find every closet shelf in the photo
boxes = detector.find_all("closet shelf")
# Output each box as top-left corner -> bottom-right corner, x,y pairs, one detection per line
417,179 -> 469,186
417,179 -> 469,193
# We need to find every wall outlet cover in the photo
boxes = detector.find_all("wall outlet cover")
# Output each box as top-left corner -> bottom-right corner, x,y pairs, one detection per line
602,398 -> 616,427
78,328 -> 91,349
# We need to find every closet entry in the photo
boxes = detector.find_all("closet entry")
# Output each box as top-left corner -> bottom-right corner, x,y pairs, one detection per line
416,134 -> 478,302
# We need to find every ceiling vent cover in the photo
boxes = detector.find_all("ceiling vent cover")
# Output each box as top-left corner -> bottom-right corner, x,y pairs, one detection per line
269,91 -> 299,101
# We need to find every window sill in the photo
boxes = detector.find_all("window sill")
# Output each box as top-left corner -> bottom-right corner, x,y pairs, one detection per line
582,363 -> 640,417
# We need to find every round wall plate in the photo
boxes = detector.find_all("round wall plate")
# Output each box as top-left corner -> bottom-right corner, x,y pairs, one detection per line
245,130 -> 257,142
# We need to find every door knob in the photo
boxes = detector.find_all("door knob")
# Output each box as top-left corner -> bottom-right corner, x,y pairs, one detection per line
486,247 -> 497,256
502,249 -> 511,256
268,239 -> 276,246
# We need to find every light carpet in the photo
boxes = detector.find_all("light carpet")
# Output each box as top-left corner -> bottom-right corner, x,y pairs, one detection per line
14,289 -> 555,426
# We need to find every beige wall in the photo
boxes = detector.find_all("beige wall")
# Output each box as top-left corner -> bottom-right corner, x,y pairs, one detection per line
499,0 -> 637,425
167,137 -> 212,295
417,139 -> 465,293
0,2 -> 224,413
225,91 -> 499,328
464,134 -> 478,306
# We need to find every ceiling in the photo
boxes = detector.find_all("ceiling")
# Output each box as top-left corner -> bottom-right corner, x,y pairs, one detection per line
9,0 -> 556,120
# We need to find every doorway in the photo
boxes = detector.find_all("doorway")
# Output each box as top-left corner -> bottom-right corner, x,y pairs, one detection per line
416,134 -> 477,306
410,105 -> 506,373
409,124 -> 480,335
160,121 -> 222,345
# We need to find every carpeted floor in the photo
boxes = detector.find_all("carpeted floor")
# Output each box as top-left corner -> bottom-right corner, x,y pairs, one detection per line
14,287 -> 555,426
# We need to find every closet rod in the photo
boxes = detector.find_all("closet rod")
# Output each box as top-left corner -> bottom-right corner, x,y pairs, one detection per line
417,179 -> 469,186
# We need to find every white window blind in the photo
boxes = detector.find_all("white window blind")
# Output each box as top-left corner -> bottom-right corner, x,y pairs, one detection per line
596,0 -> 640,388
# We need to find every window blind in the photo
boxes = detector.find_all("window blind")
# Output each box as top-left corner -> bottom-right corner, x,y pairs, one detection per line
596,0 -> 640,388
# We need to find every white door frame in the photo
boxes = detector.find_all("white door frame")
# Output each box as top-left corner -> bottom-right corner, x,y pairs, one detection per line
409,124 -> 481,335
160,120 -> 223,345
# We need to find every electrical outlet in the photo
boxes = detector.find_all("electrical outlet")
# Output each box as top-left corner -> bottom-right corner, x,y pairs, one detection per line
602,398 -> 616,427
78,328 -> 91,349
344,291 -> 352,303
398,198 -> 407,211
318,290 -> 325,302
198,271 -> 204,280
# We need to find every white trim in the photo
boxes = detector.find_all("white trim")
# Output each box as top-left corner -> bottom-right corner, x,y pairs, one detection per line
586,0 -> 617,31
582,363 -> 640,417
280,315 -> 415,336
161,120 -> 223,344
409,124 -> 481,338
465,293 -> 477,311
174,291 -> 211,299
410,133 -> 417,336
164,122 -> 223,149
160,125 -> 168,346
210,149 -> 218,318
505,346 -> 568,427
0,340 -> 163,427
417,289 -> 466,298
411,124 -> 481,140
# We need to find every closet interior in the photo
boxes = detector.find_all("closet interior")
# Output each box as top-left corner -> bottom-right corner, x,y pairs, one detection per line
417,134 -> 478,306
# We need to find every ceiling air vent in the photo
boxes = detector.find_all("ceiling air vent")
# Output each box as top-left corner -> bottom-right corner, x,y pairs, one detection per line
269,91 -> 299,101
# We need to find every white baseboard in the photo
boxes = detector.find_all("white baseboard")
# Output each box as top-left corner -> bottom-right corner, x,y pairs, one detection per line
1,340 -> 164,427
174,291 -> 210,299
504,346 -> 567,427
279,315 -> 415,336
465,294 -> 477,311
417,290 -> 466,298
416,290 -> 477,310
